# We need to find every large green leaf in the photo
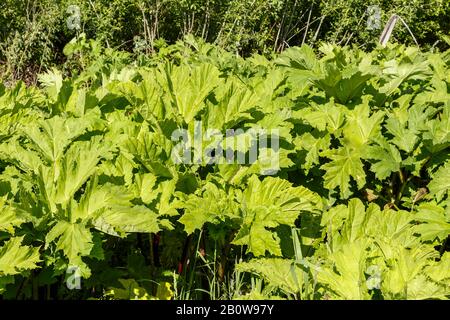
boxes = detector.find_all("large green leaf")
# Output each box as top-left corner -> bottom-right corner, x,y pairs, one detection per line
233,175 -> 322,256
321,146 -> 366,198
0,237 -> 41,276
413,203 -> 450,242
163,63 -> 221,123
429,161 -> 450,201
317,239 -> 371,300
46,221 -> 93,265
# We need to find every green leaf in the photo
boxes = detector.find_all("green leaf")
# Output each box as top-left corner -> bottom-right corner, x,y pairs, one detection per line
294,131 -> 331,172
236,258 -> 306,296
0,196 -> 29,234
180,182 -> 238,234
233,223 -> 282,256
104,278 -> 151,300
342,102 -> 384,147
0,236 -> 41,276
38,137 -> 112,211
164,63 -> 221,123
413,203 -> 450,242
380,58 -> 431,99
23,111 -> 102,164
385,117 -> 419,153
46,221 -> 93,264
317,239 -> 371,300
422,104 -> 450,153
425,252 -> 450,283
429,161 -> 450,201
93,205 -> 161,235
381,245 -> 438,299
364,138 -> 402,180
205,77 -> 258,129
233,176 -> 321,256
136,173 -> 158,204
321,146 -> 366,198
297,101 -> 345,134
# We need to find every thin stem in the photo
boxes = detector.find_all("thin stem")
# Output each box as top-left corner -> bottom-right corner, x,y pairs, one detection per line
302,7 -> 312,46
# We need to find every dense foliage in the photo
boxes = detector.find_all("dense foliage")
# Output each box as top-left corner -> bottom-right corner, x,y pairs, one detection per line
1,0 -> 450,83
0,37 -> 449,300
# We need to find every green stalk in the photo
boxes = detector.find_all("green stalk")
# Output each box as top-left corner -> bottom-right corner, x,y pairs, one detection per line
186,229 -> 203,299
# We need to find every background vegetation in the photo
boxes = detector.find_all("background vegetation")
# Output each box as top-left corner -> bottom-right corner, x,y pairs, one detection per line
1,0 -> 449,84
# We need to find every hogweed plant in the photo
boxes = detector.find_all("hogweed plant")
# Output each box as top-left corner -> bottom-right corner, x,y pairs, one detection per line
0,36 -> 449,300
